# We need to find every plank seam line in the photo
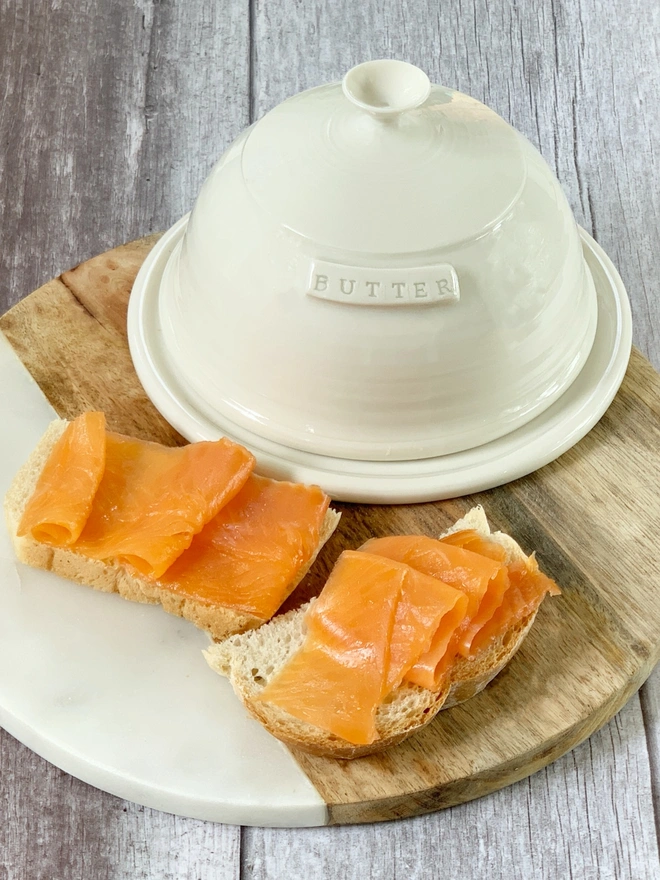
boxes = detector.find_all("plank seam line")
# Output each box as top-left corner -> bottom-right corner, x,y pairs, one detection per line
239,824 -> 248,878
638,686 -> 660,854
139,2 -> 158,231
248,0 -> 255,123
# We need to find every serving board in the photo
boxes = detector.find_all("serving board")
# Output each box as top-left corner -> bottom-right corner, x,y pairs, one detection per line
2,236 -> 660,826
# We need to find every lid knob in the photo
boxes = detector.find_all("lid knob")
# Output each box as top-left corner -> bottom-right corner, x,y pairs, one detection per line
342,60 -> 431,118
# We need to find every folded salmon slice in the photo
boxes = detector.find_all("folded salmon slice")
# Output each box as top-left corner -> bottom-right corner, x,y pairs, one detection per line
360,535 -> 501,619
468,554 -> 561,654
440,529 -> 507,562
440,529 -> 559,652
385,564 -> 468,695
364,531 -> 560,690
155,474 -> 330,618
18,412 -> 107,545
360,535 -> 508,659
360,534 -> 509,690
19,411 -> 256,578
73,432 -> 255,577
258,551 -> 467,744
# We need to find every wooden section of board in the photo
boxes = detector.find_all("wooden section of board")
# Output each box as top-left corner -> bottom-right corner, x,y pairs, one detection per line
0,236 -> 182,448
2,237 -> 660,826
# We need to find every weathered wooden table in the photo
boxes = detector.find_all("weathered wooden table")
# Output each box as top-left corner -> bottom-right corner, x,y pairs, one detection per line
1,1 -> 659,877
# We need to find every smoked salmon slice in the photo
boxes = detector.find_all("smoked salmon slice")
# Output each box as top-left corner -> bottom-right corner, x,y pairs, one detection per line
18,412 -> 107,546
467,554 -> 560,654
18,411 -> 256,577
440,528 -> 507,562
73,432 -> 255,577
360,535 -> 508,658
362,532 -> 559,690
258,551 -> 467,744
155,474 -> 331,618
384,562 -> 468,694
439,529 -> 559,653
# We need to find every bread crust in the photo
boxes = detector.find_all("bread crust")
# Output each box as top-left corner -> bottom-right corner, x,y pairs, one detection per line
4,419 -> 340,642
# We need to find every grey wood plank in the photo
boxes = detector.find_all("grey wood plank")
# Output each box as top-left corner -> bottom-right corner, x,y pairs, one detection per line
0,0 -> 658,876
0,1 -> 248,877
0,0 -> 250,313
242,696 -> 659,880
0,730 -> 239,880
249,0 -> 660,874
639,667 -> 660,842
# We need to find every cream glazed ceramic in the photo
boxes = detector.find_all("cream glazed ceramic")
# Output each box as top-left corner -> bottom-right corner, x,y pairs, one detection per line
153,60 -> 598,460
130,219 -> 630,503
128,60 -> 631,500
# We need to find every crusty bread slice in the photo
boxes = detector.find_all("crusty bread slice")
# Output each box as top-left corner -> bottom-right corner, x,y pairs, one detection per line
204,604 -> 451,759
4,419 -> 341,642
204,505 -> 546,758
439,506 -> 538,709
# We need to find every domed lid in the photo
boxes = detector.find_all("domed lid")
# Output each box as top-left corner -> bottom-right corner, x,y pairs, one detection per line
126,59 -> 628,505
152,58 -> 598,467
240,60 -> 527,254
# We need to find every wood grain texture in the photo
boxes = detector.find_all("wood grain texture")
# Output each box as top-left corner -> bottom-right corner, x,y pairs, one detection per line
3,238 -> 660,834
1,0 -> 659,875
0,238 -> 183,446
0,0 -> 249,311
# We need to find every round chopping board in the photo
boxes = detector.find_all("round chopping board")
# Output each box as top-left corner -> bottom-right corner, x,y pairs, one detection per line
1,236 -> 660,826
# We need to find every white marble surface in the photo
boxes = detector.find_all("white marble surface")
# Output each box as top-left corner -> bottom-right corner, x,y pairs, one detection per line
0,332 -> 327,828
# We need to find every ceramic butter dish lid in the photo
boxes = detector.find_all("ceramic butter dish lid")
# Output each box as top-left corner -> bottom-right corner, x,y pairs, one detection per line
128,60 -> 632,502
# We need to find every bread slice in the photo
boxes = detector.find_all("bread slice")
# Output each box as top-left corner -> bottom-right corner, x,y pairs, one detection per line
204,604 -> 451,759
204,505 -> 546,758
4,419 -> 341,641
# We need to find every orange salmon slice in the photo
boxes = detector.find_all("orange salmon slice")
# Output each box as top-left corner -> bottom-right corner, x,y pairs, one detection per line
467,554 -> 561,653
259,551 -> 467,745
360,535 -> 507,659
18,412 -> 107,545
440,529 -> 560,654
18,411 -> 256,579
74,432 -> 255,577
156,474 -> 330,618
364,532 -> 560,689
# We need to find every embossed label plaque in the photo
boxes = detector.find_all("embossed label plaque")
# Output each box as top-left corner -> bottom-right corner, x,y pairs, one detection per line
306,260 -> 460,306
